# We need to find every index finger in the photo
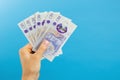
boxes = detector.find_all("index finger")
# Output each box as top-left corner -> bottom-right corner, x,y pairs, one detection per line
23,43 -> 32,53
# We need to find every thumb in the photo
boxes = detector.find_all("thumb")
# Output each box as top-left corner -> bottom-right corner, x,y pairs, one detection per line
35,39 -> 50,59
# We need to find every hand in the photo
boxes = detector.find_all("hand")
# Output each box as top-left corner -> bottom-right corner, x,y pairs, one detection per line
19,40 -> 49,80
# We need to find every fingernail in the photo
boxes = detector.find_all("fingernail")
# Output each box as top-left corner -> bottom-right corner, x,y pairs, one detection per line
43,39 -> 49,47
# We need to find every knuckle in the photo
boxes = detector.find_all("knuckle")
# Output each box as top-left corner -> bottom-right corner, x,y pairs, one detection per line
19,48 -> 24,55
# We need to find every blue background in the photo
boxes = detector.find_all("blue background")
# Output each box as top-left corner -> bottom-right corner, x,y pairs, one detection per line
0,0 -> 120,80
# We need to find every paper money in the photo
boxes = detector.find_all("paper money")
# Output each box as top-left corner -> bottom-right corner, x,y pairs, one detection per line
18,21 -> 34,46
18,11 -> 77,62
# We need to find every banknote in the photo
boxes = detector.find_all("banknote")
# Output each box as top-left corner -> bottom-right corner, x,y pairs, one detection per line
40,14 -> 77,60
29,13 -> 37,43
18,21 -> 34,46
35,12 -> 48,41
32,11 -> 60,51
18,11 -> 77,62
32,12 -> 64,61
42,14 -> 71,61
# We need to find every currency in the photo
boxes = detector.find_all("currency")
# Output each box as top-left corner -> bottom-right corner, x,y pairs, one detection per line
18,11 -> 77,62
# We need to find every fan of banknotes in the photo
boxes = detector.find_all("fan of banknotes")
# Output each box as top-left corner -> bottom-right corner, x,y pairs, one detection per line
18,11 -> 77,62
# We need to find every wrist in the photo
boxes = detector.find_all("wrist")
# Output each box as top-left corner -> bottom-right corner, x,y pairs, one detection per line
22,71 -> 39,80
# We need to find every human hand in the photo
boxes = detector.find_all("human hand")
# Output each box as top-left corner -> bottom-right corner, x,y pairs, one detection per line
19,40 -> 49,80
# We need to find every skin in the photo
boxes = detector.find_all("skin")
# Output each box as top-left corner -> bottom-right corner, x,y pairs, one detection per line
19,40 -> 49,80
